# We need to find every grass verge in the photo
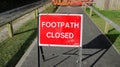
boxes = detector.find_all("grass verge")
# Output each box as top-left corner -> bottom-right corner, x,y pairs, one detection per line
85,7 -> 120,53
42,5 -> 58,13
0,4 -> 58,67
0,19 -> 37,67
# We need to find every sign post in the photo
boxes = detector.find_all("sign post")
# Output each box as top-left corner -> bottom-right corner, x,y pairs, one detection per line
38,14 -> 83,67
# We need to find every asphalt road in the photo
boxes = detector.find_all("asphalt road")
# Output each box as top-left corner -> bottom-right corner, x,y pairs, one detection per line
17,6 -> 120,67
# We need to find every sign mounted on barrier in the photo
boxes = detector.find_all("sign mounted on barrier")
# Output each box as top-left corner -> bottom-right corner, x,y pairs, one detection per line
39,14 -> 83,47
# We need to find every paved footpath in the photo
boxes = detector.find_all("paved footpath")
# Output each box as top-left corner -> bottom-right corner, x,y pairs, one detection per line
16,6 -> 120,67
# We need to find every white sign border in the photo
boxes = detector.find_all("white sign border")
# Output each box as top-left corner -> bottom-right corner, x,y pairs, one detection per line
38,14 -> 83,47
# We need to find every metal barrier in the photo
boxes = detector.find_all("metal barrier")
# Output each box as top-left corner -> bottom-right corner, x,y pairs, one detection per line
83,3 -> 120,34
0,1 -> 51,37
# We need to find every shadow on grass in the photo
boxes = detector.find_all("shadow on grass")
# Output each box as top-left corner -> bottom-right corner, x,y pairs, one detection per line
5,28 -> 37,67
105,28 -> 120,43
106,34 -> 120,43
14,28 -> 37,35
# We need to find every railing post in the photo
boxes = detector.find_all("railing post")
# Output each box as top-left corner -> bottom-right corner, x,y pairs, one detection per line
7,22 -> 13,37
36,8 -> 39,17
90,7 -> 92,17
84,4 -> 87,11
34,8 -> 38,19
104,22 -> 109,34
93,3 -> 96,7
34,9 -> 36,19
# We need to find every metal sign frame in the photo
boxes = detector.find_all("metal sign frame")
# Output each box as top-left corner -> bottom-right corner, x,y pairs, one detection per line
38,13 -> 83,67
38,14 -> 83,47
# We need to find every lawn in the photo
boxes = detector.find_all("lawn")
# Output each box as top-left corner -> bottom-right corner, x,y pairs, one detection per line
85,7 -> 120,53
0,4 -> 58,67
42,5 -> 58,13
0,19 -> 37,67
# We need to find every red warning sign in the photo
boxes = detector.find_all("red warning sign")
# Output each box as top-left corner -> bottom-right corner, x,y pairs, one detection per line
39,14 -> 83,47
